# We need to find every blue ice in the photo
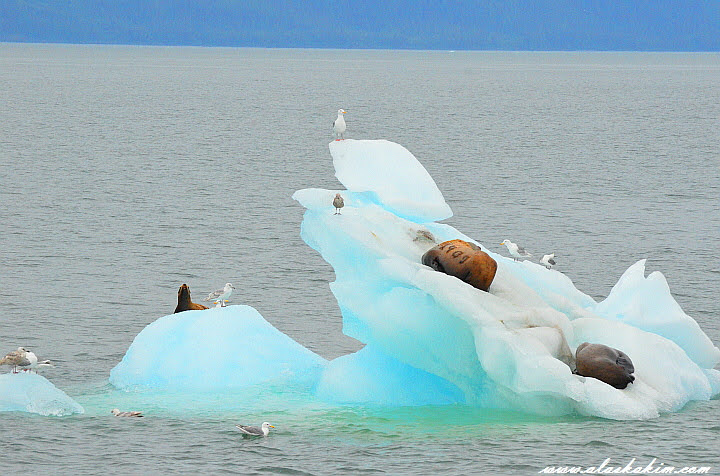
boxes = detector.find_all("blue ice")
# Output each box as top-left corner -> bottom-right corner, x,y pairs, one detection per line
293,139 -> 720,420
0,372 -> 84,416
110,139 -> 720,420
109,305 -> 326,392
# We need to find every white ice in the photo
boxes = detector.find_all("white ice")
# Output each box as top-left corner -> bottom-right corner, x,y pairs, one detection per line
0,372 -> 84,416
330,140 -> 452,223
292,139 -> 720,420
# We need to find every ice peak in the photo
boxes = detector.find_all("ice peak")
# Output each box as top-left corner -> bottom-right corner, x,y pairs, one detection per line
329,139 -> 452,223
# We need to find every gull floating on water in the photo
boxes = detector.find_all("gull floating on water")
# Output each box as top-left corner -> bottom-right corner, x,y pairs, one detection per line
333,109 -> 347,140
235,422 -> 274,437
500,239 -> 533,261
540,253 -> 557,269
204,283 -> 235,306
333,193 -> 344,215
0,347 -> 31,373
111,408 -> 143,417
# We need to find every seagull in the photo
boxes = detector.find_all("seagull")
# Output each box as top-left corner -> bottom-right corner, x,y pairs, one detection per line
540,253 -> 557,269
26,359 -> 54,373
0,347 -> 31,373
17,349 -> 38,373
204,283 -> 235,306
19,351 -> 54,373
500,239 -> 533,261
333,109 -> 347,140
111,408 -> 143,417
235,422 -> 275,437
333,193 -> 344,215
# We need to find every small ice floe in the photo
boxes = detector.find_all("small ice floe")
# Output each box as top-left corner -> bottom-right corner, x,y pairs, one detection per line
500,239 -> 533,261
235,422 -> 274,437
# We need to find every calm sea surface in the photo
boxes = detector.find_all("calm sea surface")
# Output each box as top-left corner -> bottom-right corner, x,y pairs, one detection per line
1,44 -> 719,475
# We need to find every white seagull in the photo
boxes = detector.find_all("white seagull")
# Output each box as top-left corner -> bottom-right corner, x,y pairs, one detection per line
540,253 -> 557,269
26,358 -> 54,373
18,349 -> 38,372
236,422 -> 275,437
19,350 -> 54,373
333,193 -> 344,215
333,109 -> 347,140
111,408 -> 144,417
500,239 -> 533,261
204,283 -> 235,306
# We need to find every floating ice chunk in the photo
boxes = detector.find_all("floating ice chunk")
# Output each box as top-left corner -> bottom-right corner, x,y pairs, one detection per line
0,372 -> 84,416
329,139 -> 452,223
595,260 -> 720,369
315,345 -> 465,406
109,306 -> 327,391
295,177 -> 720,419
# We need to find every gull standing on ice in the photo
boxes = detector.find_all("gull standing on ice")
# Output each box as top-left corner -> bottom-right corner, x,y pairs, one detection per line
0,347 -> 31,373
111,408 -> 144,417
540,253 -> 557,269
500,239 -> 533,261
333,193 -> 344,214
333,109 -> 347,140
204,283 -> 235,306
20,350 -> 53,373
235,422 -> 275,437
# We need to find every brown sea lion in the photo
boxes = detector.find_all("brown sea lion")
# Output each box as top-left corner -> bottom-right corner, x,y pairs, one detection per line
421,239 -> 497,292
174,284 -> 209,313
574,342 -> 635,389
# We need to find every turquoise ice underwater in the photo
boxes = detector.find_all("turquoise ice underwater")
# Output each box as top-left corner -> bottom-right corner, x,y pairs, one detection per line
4,138 -> 718,421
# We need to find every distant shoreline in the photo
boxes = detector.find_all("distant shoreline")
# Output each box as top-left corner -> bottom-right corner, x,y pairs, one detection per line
2,41 -> 719,54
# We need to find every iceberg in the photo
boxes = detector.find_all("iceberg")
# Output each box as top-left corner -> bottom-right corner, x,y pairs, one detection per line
292,139 -> 720,420
0,372 -> 84,416
108,138 -> 719,421
109,305 -> 326,392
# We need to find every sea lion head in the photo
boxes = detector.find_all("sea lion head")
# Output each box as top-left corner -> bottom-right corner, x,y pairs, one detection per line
178,284 -> 191,303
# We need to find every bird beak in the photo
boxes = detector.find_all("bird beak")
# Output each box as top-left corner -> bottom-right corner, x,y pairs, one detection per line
342,110 -> 347,114
270,425 -> 275,428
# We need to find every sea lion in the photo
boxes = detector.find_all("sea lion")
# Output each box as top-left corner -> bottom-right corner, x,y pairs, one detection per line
174,284 -> 209,313
421,239 -> 497,292
574,342 -> 635,389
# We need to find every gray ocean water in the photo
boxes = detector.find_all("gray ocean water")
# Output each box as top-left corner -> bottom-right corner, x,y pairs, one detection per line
1,44 -> 719,475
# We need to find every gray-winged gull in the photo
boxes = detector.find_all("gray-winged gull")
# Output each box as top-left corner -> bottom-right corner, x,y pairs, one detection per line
501,239 -> 533,261
333,193 -> 344,215
235,422 -> 274,437
0,347 -> 31,373
333,109 -> 347,140
204,283 -> 235,306
540,253 -> 557,269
